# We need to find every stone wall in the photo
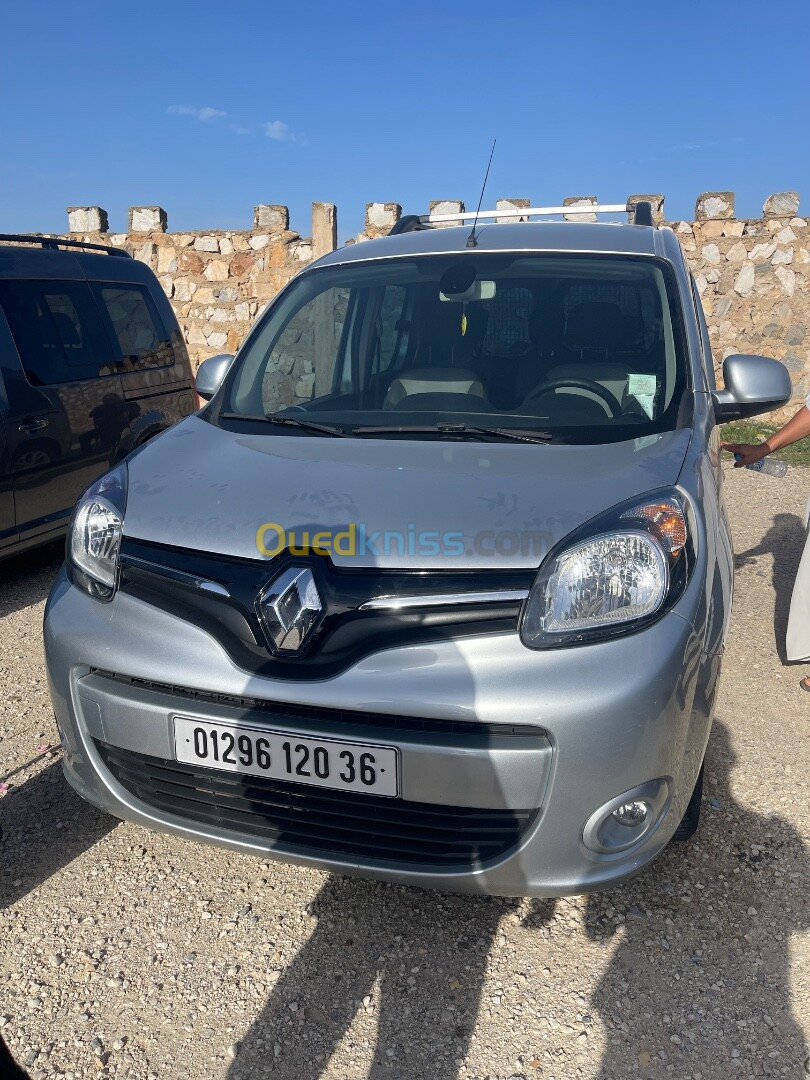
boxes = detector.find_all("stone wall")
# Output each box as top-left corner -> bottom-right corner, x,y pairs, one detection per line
54,190 -> 809,421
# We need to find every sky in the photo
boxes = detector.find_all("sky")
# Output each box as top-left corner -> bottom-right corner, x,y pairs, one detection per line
2,0 -> 808,243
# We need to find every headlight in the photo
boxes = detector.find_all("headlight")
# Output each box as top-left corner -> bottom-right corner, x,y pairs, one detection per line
520,490 -> 691,649
67,463 -> 128,601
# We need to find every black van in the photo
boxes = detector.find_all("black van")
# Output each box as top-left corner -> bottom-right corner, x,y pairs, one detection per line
0,235 -> 195,559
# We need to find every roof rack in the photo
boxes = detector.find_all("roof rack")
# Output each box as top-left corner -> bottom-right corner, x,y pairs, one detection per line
389,201 -> 655,234
0,233 -> 132,258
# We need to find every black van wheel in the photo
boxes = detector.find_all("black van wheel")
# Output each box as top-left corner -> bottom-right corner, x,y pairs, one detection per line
672,764 -> 704,842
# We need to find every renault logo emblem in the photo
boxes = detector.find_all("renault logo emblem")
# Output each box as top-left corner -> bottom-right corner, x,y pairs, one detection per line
256,567 -> 323,654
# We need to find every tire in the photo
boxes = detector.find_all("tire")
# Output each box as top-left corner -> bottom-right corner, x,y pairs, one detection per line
672,764 -> 704,842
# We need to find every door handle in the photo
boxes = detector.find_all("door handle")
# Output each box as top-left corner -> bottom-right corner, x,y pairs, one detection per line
18,418 -> 49,433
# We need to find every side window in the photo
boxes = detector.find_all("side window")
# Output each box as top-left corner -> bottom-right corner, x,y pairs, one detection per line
262,285 -> 350,413
0,280 -> 116,385
97,285 -> 174,371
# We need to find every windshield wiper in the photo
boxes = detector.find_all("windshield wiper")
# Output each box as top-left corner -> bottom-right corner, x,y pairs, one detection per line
219,413 -> 348,437
351,422 -> 553,445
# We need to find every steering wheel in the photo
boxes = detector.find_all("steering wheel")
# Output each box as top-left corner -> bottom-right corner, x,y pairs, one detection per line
523,377 -> 622,418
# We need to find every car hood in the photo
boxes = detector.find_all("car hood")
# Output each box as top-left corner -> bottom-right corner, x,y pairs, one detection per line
123,416 -> 692,569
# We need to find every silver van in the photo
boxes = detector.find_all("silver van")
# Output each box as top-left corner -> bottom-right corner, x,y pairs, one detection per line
43,203 -> 791,896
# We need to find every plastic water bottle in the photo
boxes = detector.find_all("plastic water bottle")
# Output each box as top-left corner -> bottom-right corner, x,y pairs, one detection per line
734,453 -> 787,477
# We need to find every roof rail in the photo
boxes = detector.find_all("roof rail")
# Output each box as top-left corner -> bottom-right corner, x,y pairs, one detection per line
390,201 -> 656,229
388,214 -> 433,236
0,233 -> 132,258
631,201 -> 654,226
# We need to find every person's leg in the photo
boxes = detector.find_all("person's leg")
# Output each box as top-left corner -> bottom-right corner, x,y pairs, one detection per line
786,495 -> 810,689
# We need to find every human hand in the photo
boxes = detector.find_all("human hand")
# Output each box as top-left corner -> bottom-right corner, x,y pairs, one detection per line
720,442 -> 769,468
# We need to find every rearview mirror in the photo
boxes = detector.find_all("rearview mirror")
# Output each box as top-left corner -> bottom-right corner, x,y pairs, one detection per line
711,354 -> 792,422
195,353 -> 235,402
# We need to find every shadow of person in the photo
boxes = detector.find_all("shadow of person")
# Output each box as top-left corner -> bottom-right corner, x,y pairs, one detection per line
228,875 -> 556,1080
587,719 -> 808,1078
0,761 -> 116,909
733,512 -> 806,663
0,540 -> 64,620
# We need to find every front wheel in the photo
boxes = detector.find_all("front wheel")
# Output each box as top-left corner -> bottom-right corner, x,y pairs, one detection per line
672,764 -> 704,842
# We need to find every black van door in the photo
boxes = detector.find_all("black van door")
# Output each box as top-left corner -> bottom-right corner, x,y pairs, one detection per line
0,365 -> 17,552
0,279 -> 128,541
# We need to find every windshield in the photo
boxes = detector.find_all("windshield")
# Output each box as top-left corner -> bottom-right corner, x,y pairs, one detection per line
223,252 -> 688,442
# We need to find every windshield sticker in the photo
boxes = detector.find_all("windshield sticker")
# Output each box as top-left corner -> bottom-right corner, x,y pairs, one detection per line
628,373 -> 657,419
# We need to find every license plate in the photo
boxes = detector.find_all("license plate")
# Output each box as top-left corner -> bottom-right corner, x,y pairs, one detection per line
172,715 -> 400,798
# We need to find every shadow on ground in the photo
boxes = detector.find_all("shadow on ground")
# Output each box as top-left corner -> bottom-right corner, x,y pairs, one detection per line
0,760 -> 116,909
227,722 -> 808,1080
588,720 -> 808,1078
734,511 -> 805,663
0,540 -> 63,620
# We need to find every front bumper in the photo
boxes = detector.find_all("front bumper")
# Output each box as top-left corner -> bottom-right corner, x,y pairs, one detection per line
45,568 -> 712,896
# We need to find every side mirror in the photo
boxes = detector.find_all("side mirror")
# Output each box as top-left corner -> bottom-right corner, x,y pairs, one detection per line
195,353 -> 235,402
712,354 -> 792,422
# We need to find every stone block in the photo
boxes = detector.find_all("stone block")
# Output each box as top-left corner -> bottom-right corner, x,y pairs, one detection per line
734,263 -> 755,296
366,202 -> 402,234
249,234 -> 270,250
763,191 -> 800,217
698,219 -> 725,239
133,241 -> 155,265
207,332 -> 228,349
194,235 -> 220,253
695,192 -> 734,220
701,244 -> 722,265
254,205 -> 289,231
203,259 -> 230,282
627,194 -> 664,224
128,206 -> 168,233
722,220 -> 745,238
230,253 -> 257,278
726,241 -> 747,263
312,202 -> 337,259
67,206 -> 108,233
495,198 -> 530,223
749,242 -> 776,262
563,196 -> 597,222
775,266 -> 795,295
157,247 -> 177,274
428,200 -> 465,229
219,236 -> 234,256
173,280 -> 197,302
178,251 -> 204,275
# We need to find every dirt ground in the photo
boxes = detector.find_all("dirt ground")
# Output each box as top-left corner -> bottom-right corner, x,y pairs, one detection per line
0,463 -> 808,1080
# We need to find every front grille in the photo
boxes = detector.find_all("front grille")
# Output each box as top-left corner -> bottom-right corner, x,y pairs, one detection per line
97,742 -> 537,869
89,670 -> 546,739
118,537 -> 533,680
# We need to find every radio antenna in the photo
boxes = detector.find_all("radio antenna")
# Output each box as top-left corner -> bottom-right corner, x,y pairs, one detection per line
466,139 -> 496,249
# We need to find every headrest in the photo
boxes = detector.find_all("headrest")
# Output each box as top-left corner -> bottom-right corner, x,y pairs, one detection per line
384,368 -> 484,409
564,302 -> 622,351
390,392 -> 492,413
52,311 -> 81,346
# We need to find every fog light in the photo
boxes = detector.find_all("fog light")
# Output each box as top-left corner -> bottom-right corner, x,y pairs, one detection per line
582,779 -> 671,854
612,800 -> 649,828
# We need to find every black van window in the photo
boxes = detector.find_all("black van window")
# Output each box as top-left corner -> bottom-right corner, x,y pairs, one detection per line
97,285 -> 174,370
0,280 -> 117,386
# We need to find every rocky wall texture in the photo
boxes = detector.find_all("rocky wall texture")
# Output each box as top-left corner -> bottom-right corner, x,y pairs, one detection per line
47,191 -> 810,422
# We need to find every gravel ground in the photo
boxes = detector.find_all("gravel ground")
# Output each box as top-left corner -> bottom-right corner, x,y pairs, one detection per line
0,463 -> 808,1080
